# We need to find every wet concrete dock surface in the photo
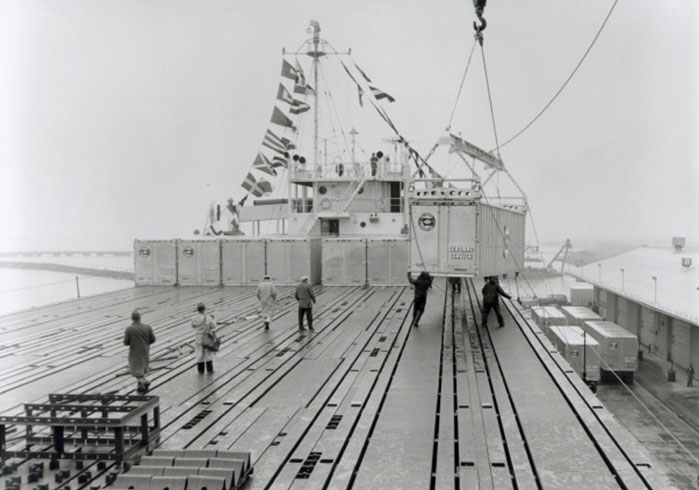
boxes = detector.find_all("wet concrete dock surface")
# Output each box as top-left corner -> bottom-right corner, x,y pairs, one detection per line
0,281 -> 682,489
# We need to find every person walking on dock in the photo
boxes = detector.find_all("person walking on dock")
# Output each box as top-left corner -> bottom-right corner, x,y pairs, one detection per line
481,276 -> 511,328
257,275 -> 277,329
192,302 -> 217,373
295,276 -> 316,331
123,310 -> 155,393
407,271 -> 433,328
688,364 -> 695,387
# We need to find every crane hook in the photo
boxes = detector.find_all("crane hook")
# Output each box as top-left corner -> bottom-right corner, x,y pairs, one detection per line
473,16 -> 487,33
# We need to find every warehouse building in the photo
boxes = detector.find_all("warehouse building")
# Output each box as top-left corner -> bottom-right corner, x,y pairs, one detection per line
569,239 -> 699,373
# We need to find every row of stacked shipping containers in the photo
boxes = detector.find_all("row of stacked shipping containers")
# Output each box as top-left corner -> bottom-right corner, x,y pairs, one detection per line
596,287 -> 698,374
530,303 -> 638,383
134,237 -> 409,287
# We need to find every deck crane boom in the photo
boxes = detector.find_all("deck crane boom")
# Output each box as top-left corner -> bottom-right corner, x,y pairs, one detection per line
547,238 -> 572,273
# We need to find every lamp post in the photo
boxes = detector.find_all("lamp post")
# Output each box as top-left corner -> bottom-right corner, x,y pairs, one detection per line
652,276 -> 657,303
620,268 -> 625,291
598,263 -> 602,283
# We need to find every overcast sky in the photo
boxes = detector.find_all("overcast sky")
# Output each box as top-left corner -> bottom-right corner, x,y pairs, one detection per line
0,0 -> 696,252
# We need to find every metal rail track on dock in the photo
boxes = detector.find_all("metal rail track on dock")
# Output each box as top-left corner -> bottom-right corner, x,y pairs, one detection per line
0,283 -> 671,489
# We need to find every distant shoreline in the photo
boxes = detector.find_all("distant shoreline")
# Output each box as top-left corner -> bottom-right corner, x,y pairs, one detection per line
0,261 -> 134,281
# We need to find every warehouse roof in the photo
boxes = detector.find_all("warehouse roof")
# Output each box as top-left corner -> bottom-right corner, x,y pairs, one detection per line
569,247 -> 699,326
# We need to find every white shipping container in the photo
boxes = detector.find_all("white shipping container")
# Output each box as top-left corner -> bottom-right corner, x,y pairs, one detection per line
530,306 -> 567,329
549,326 -> 601,382
221,238 -> 266,285
561,306 -> 603,326
408,189 -> 525,277
134,240 -> 177,286
322,238 -> 367,285
583,321 -> 638,378
367,237 -> 410,285
177,240 -> 221,286
267,237 -> 321,285
570,283 -> 594,306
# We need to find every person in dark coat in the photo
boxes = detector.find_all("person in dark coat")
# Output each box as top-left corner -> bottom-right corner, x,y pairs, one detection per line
688,364 -> 695,387
481,276 -> 511,328
123,310 -> 156,393
295,276 -> 316,331
407,271 -> 433,327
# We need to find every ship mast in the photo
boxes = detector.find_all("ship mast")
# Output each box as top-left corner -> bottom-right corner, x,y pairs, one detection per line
306,21 -> 324,167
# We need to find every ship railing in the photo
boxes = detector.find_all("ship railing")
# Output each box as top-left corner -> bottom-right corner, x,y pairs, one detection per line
289,160 -> 404,181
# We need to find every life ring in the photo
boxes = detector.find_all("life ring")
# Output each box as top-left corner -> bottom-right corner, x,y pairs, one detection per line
375,198 -> 386,211
321,198 -> 331,210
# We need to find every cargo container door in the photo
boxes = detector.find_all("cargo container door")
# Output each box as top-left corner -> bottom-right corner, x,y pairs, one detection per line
446,205 -> 477,275
639,306 -> 655,350
322,239 -> 344,285
134,240 -> 156,285
367,240 -> 390,285
200,241 -> 221,286
246,241 -> 266,285
388,239 -> 410,284
288,240 -> 311,285
410,205 -> 440,272
155,241 -> 177,285
346,240 -> 367,285
221,240 -> 244,285
671,320 -> 691,368
177,241 -> 200,285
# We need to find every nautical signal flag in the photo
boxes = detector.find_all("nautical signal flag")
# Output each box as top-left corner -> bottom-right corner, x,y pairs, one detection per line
281,59 -> 298,80
369,85 -> 395,103
352,60 -> 372,83
293,59 -> 316,95
277,84 -> 295,106
294,80 -> 315,96
271,106 -> 295,130
253,152 -> 277,176
290,100 -> 310,115
242,172 -> 273,197
262,129 -> 294,155
271,154 -> 288,168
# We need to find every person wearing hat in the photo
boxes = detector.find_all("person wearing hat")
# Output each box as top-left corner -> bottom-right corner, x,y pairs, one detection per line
295,276 -> 316,331
192,302 -> 217,373
123,310 -> 156,393
256,275 -> 277,329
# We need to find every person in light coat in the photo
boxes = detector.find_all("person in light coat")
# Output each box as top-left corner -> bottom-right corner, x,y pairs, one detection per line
123,310 -> 155,393
192,302 -> 217,373
256,275 -> 277,329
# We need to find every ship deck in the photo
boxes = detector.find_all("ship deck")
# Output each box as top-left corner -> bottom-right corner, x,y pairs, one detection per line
0,281 -> 671,489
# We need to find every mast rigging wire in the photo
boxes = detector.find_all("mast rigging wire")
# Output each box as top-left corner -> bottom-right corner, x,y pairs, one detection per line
446,37 -> 478,131
494,0 -> 621,151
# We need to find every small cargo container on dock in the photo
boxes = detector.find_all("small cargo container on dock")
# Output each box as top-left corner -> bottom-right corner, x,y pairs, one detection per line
177,239 -> 222,286
561,306 -> 603,326
134,239 -> 178,286
367,237 -> 410,285
322,237 -> 367,286
266,237 -> 321,285
221,238 -> 266,286
549,326 -> 601,383
583,321 -> 638,382
530,306 -> 567,330
570,283 -> 594,306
